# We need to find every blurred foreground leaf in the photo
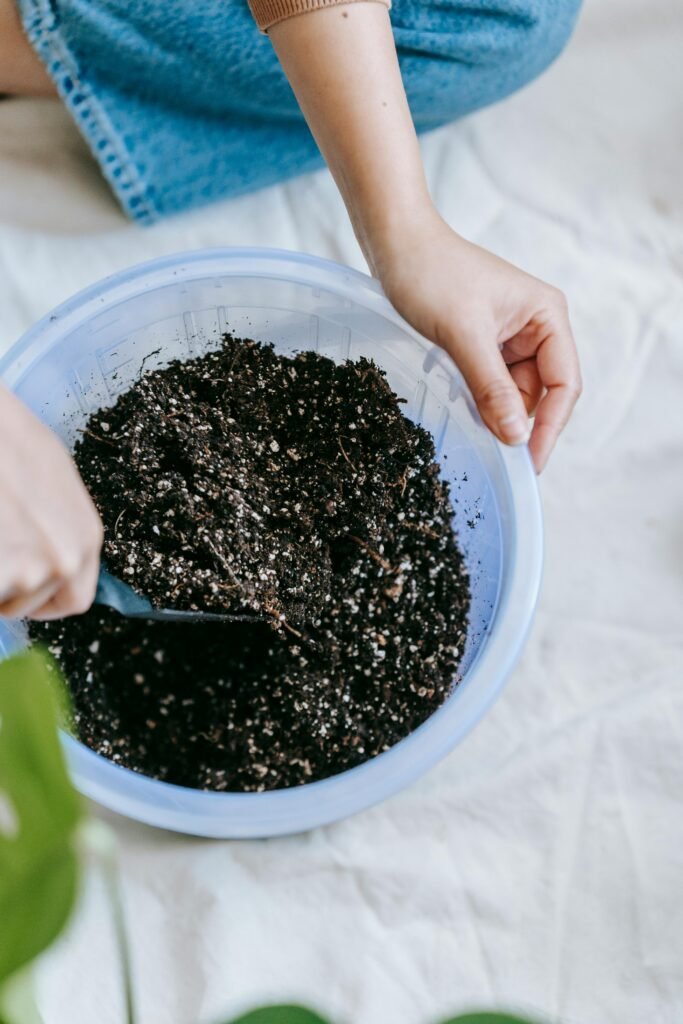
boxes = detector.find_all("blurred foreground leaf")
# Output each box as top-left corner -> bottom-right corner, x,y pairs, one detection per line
0,649 -> 83,987
224,1007 -> 332,1024
224,1010 -> 540,1024
440,1015 -> 540,1024
0,966 -> 43,1024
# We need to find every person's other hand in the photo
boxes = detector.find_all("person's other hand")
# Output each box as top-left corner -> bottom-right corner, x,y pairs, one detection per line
374,210 -> 582,471
0,384 -> 103,620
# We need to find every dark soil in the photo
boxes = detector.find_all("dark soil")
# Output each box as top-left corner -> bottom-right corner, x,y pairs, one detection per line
31,335 -> 470,792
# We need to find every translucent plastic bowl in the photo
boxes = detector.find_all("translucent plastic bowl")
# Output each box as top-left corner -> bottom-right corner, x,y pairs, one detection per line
0,248 -> 542,838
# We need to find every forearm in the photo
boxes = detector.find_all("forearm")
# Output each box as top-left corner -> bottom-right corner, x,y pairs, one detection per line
270,5 -> 432,274
270,6 -> 581,469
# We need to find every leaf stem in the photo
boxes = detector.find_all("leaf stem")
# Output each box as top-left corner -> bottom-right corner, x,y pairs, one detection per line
77,821 -> 136,1024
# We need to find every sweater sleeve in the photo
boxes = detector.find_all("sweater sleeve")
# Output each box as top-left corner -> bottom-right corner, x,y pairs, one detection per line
249,0 -> 391,33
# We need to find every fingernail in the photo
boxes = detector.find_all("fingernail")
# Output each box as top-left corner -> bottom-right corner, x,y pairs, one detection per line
499,414 -> 531,445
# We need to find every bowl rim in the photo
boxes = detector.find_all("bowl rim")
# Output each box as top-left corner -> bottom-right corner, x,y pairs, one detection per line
0,247 -> 543,838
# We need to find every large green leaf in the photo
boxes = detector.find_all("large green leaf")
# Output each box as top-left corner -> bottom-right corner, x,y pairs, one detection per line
0,966 -> 43,1024
223,1010 -> 540,1024
440,1015 -> 541,1024
0,649 -> 83,986
223,1007 -> 332,1024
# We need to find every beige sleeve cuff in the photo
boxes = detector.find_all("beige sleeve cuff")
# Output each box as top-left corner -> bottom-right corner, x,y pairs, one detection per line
249,0 -> 391,33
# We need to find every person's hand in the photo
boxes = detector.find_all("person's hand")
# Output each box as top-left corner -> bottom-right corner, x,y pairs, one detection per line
373,208 -> 582,472
0,384 -> 103,620
269,7 -> 580,471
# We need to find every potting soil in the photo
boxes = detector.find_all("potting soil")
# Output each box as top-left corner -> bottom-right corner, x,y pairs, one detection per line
31,336 -> 470,791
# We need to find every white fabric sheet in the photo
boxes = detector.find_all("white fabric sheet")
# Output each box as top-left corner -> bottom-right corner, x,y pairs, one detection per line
1,0 -> 682,1020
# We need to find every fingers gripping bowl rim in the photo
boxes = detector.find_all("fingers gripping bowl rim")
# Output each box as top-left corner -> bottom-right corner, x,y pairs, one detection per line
0,248 -> 543,838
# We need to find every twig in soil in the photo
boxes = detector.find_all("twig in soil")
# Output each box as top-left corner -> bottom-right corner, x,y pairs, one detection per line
140,347 -> 163,374
204,536 -> 243,592
348,535 -> 394,572
402,521 -> 441,540
262,602 -> 303,638
114,509 -> 126,539
80,428 -> 117,447
338,438 -> 357,474
280,619 -> 304,639
389,469 -> 409,497
157,410 -> 185,425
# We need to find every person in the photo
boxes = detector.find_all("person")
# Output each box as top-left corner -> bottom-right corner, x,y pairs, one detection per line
0,0 -> 583,621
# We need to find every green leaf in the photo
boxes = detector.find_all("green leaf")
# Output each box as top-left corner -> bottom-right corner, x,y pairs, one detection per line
78,821 -> 137,1024
0,966 -> 43,1024
222,1007 -> 332,1024
439,1015 -> 541,1024
0,649 -> 83,987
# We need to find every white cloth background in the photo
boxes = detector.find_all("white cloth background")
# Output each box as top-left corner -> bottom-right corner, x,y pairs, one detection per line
1,0 -> 682,1020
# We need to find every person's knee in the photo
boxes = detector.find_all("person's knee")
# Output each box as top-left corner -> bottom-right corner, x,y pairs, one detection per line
447,0 -> 583,84
397,0 -> 582,124
509,0 -> 583,82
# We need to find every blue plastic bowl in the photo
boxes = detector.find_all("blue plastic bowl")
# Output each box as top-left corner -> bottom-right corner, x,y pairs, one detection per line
0,248 -> 542,837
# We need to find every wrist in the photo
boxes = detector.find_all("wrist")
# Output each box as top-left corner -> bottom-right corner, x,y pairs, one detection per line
354,188 -> 437,276
360,200 -> 456,283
